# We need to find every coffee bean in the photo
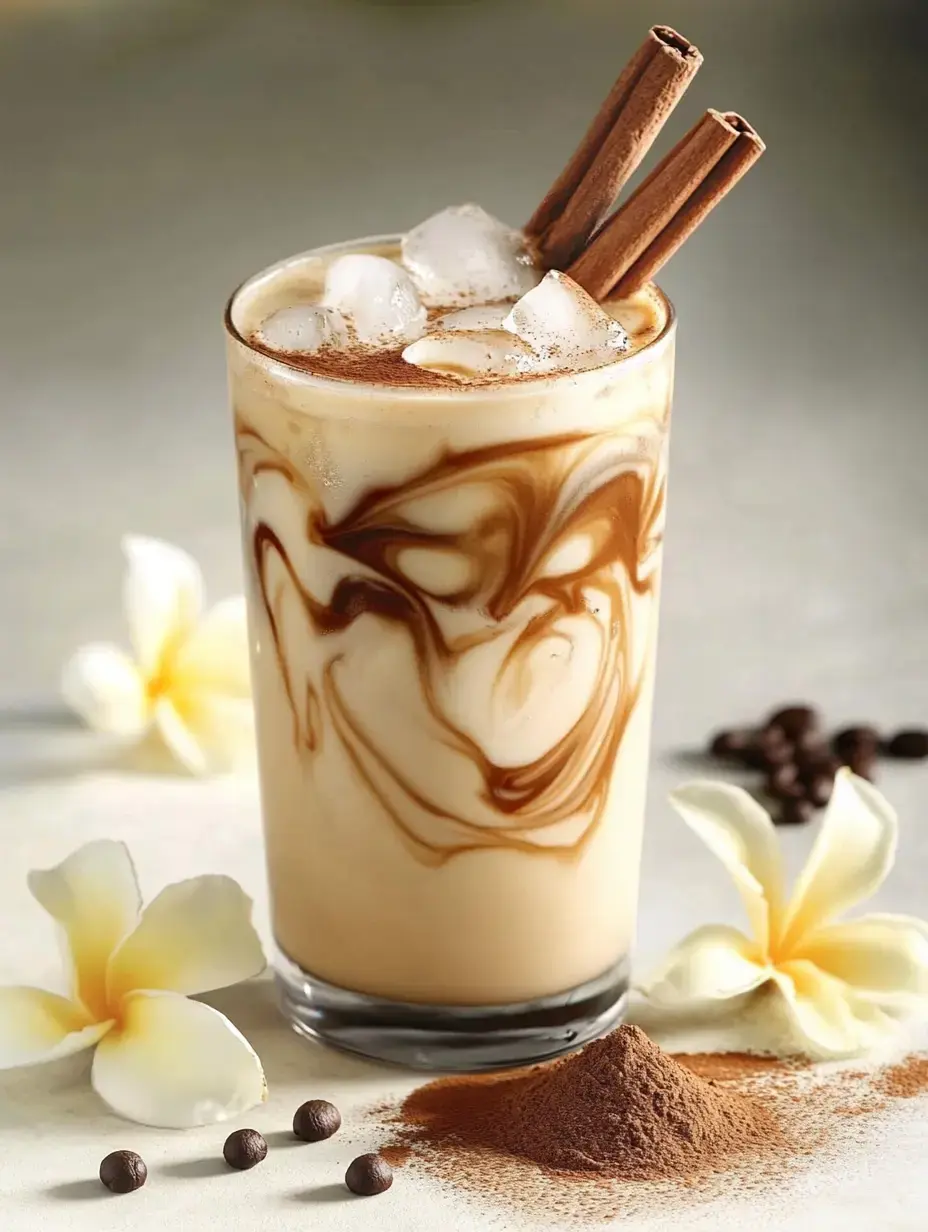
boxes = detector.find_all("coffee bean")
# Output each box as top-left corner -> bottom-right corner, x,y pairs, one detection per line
765,763 -> 803,801
709,729 -> 753,761
777,797 -> 813,826
886,729 -> 928,761
804,771 -> 835,809
223,1129 -> 267,1171
766,706 -> 819,742
796,749 -> 841,779
293,1099 -> 341,1143
745,726 -> 791,771
845,750 -> 875,781
99,1150 -> 147,1194
760,742 -> 794,772
345,1153 -> 393,1197
833,726 -> 880,763
797,756 -> 840,805
793,729 -> 827,758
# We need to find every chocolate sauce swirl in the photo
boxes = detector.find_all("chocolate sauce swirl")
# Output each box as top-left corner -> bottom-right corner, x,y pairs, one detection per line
236,407 -> 667,865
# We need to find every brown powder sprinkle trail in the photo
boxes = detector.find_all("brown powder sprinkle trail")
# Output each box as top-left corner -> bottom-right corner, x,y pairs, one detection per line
380,1144 -> 412,1168
672,1051 -> 809,1084
876,1054 -> 928,1099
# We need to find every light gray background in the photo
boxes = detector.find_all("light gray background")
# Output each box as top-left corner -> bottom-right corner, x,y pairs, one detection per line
2,0 -> 925,728
0,1 -> 926,1228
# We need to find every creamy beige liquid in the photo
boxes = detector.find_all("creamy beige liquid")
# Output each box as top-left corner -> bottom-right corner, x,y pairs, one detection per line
227,238 -> 674,1006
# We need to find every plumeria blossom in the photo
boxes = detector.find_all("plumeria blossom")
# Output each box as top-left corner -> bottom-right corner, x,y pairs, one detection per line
643,770 -> 928,1058
0,841 -> 267,1127
62,535 -> 254,774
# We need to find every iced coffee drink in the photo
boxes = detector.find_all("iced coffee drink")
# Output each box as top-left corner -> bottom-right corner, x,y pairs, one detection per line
224,26 -> 761,1069
226,210 -> 672,1067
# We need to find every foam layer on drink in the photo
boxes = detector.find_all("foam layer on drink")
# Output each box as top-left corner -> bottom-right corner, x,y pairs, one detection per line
235,215 -> 668,390
227,233 -> 674,1005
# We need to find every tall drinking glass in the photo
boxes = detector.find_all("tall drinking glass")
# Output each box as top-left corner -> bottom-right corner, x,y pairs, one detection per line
225,236 -> 675,1070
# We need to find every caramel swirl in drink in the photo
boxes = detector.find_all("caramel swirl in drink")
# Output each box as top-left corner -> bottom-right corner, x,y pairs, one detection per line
227,229 -> 673,1011
238,422 -> 665,866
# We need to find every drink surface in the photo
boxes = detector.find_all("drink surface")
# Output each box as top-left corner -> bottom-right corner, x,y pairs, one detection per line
231,208 -> 669,390
227,225 -> 674,1006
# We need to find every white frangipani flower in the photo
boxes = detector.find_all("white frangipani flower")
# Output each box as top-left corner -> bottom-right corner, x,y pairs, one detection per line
643,770 -> 928,1058
0,841 -> 267,1127
62,536 -> 254,774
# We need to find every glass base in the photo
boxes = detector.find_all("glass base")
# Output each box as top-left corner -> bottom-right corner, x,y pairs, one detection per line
275,951 -> 629,1072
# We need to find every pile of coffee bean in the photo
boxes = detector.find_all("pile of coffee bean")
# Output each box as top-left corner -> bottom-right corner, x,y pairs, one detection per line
97,1097 -> 392,1199
708,705 -> 928,825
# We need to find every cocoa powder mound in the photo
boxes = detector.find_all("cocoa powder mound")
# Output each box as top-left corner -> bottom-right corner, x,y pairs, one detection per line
393,1025 -> 786,1182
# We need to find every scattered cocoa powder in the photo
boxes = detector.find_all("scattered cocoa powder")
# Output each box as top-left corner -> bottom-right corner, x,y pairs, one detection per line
673,1051 -> 808,1084
875,1054 -> 928,1099
372,1038 -> 928,1221
390,1026 -> 786,1183
380,1143 -> 412,1168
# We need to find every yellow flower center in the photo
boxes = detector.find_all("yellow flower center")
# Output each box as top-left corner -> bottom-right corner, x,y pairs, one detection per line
144,627 -> 187,704
146,661 -> 174,703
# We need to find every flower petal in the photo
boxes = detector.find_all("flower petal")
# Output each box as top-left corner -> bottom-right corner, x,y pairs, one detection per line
184,695 -> 255,772
642,924 -> 769,1007
122,535 -> 204,679
91,991 -> 266,1127
780,770 -> 897,951
152,697 -> 208,774
669,781 -> 784,953
771,959 -> 896,1058
107,875 -> 265,1003
153,695 -> 253,775
173,596 -> 252,699
796,914 -> 928,1000
60,644 -> 149,736
0,988 -> 110,1069
27,841 -> 141,1021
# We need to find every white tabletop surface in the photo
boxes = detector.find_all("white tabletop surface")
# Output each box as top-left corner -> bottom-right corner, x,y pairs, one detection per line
1,1 -> 925,1228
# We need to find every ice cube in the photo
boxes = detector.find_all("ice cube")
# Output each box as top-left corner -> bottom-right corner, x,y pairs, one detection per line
256,304 -> 347,353
323,253 -> 426,346
402,330 -> 534,381
503,271 -> 628,374
435,304 -> 511,332
402,204 -> 542,307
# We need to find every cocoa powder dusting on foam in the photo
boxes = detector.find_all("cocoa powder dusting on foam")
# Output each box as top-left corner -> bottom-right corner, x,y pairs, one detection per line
390,1027 -> 785,1183
249,338 -> 459,387
247,335 -> 593,389
244,281 -> 668,388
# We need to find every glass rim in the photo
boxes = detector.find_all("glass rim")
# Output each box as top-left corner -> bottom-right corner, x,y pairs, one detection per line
223,232 -> 676,402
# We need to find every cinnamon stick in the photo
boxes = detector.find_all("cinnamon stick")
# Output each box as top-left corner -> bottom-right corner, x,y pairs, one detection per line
610,114 -> 765,297
528,27 -> 702,272
567,110 -> 763,301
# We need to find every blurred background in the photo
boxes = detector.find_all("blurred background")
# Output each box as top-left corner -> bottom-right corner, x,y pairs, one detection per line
1,0 -> 925,751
